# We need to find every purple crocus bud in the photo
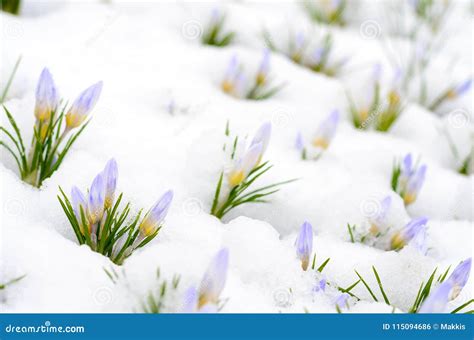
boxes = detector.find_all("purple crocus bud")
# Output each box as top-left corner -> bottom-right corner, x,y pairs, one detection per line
34,68 -> 59,122
295,32 -> 305,51
251,121 -> 272,161
410,226 -> 428,255
400,153 -> 413,182
71,186 -> 87,220
447,258 -> 472,300
295,131 -> 305,151
312,110 -> 340,150
87,172 -> 106,224
335,293 -> 350,310
418,281 -> 452,313
256,49 -> 271,85
181,286 -> 198,313
313,278 -> 326,293
228,142 -> 262,187
391,217 -> 428,250
222,55 -> 239,94
139,190 -> 173,237
210,7 -> 221,24
66,81 -> 103,129
369,195 -> 392,235
295,221 -> 313,271
102,159 -> 118,209
312,47 -> 324,65
404,164 -> 427,205
225,55 -> 239,79
198,248 -> 229,308
452,78 -> 472,97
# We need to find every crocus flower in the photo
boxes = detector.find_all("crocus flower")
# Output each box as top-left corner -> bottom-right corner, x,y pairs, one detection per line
411,227 -> 428,255
397,153 -> 427,205
34,68 -> 58,122
399,153 -> 413,188
182,285 -> 219,313
198,248 -> 229,308
291,32 -> 305,63
313,278 -> 326,293
312,110 -> 340,149
295,221 -> 313,271
335,293 -> 350,310
250,122 -> 272,163
446,258 -> 471,300
222,55 -> 239,94
449,78 -> 472,98
209,7 -> 220,24
390,217 -> 428,250
418,281 -> 452,313
404,164 -> 427,205
387,69 -> 402,107
65,81 -> 103,129
102,159 -> 118,209
256,49 -> 271,85
227,143 -> 262,187
295,132 -> 304,152
139,190 -> 174,237
312,47 -> 324,66
368,196 -> 391,235
71,186 -> 87,222
181,286 -> 198,313
87,173 -> 106,225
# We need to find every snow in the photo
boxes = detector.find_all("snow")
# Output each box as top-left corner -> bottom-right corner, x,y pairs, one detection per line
0,0 -> 472,313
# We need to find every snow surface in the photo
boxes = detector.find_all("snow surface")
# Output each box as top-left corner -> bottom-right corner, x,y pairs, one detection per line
0,0 -> 472,313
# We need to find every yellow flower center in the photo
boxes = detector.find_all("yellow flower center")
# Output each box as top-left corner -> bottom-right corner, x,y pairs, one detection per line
229,170 -> 245,187
388,90 -> 400,105
65,112 -> 86,129
446,89 -> 457,99
312,137 -> 329,149
403,193 -> 416,205
369,223 -> 379,236
221,80 -> 234,94
140,218 -> 156,237
256,72 -> 266,86
390,232 -> 405,250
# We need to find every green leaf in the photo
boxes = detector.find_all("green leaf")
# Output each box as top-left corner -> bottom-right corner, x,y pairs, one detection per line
2,105 -> 25,154
372,266 -> 390,305
347,223 -> 355,243
450,299 -> 474,314
316,258 -> 331,273
355,270 -> 378,302
210,172 -> 224,215
0,55 -> 22,103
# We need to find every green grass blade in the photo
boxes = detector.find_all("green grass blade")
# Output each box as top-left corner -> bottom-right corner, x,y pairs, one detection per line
355,270 -> 378,302
316,258 -> 331,273
372,266 -> 390,305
